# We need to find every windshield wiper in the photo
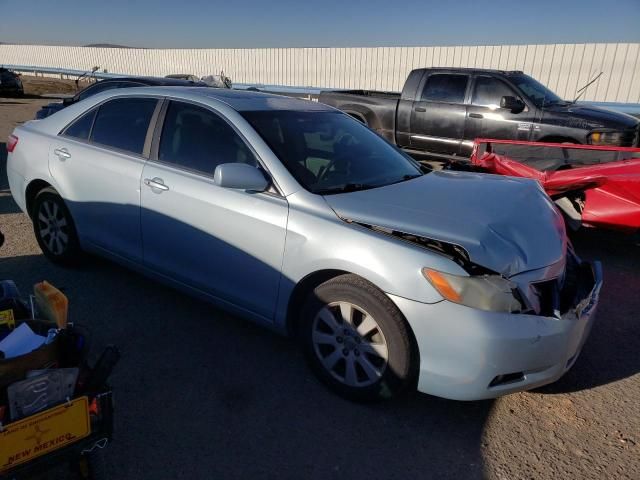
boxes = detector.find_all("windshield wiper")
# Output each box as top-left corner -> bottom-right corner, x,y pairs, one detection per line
316,183 -> 376,195
387,173 -> 423,186
542,99 -> 569,107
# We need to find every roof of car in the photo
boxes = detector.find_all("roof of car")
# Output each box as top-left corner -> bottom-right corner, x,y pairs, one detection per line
420,67 -> 525,75
114,86 -> 336,112
100,76 -> 207,86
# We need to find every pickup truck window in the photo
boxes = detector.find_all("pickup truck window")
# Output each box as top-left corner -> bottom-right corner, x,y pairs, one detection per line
420,74 -> 468,104
472,76 -> 515,108
241,110 -> 422,195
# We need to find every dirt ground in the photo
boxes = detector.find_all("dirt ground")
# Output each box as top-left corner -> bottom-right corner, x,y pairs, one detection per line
17,74 -> 92,97
0,92 -> 639,480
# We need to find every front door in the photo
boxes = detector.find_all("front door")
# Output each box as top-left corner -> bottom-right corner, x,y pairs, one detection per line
49,96 -> 159,262
140,100 -> 288,320
463,75 -> 537,155
409,73 -> 470,155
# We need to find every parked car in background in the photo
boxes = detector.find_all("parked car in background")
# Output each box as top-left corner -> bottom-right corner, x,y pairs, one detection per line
8,87 -> 602,402
319,68 -> 640,159
468,139 -> 640,238
0,68 -> 24,97
35,76 -> 207,119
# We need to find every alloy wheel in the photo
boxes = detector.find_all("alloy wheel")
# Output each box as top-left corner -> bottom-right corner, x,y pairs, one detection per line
311,301 -> 389,387
37,199 -> 70,255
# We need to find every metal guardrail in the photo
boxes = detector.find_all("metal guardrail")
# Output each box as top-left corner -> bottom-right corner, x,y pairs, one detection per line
0,64 -> 124,80
3,63 -> 640,117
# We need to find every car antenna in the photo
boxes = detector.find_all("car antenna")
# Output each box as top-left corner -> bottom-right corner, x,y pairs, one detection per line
573,71 -> 603,103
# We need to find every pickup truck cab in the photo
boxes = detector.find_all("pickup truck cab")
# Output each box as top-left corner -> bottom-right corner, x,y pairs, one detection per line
319,68 -> 640,158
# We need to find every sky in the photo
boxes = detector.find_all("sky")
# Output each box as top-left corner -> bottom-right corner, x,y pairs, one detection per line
1,0 -> 639,48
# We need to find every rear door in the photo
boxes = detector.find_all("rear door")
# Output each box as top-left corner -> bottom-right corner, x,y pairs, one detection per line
464,75 -> 537,153
49,96 -> 159,262
409,73 -> 470,155
140,100 -> 288,320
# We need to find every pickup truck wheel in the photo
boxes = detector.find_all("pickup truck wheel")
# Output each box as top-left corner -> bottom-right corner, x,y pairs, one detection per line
32,187 -> 82,265
300,274 -> 416,401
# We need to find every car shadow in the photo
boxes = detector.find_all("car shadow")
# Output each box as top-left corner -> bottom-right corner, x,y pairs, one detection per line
536,228 -> 640,395
0,252 -> 492,480
0,93 -> 43,101
0,142 -> 22,215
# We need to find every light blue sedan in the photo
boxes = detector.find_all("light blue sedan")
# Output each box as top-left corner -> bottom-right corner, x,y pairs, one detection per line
7,87 -> 602,401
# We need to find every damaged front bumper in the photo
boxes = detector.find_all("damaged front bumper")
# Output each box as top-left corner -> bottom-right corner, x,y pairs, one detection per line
390,261 -> 603,401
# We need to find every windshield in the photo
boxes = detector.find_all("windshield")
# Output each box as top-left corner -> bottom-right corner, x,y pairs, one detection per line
241,110 -> 422,194
510,74 -> 565,107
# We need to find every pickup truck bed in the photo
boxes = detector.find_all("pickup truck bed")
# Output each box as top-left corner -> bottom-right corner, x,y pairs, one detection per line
319,90 -> 400,144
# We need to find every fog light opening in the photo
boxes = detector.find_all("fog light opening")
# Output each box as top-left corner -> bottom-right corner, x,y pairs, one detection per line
489,372 -> 525,388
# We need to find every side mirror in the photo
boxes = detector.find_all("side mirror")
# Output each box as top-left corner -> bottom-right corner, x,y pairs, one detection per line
500,96 -> 525,113
214,163 -> 269,192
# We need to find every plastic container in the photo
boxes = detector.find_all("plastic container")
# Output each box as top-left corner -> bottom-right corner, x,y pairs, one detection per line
33,281 -> 68,329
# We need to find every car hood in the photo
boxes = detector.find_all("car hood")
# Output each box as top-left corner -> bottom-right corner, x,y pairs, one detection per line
546,103 -> 639,130
323,171 -> 567,277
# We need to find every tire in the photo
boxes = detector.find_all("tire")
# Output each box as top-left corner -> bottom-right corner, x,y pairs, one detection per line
299,274 -> 417,401
32,187 -> 82,265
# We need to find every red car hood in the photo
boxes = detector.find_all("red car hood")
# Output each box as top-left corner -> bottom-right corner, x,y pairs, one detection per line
470,140 -> 640,232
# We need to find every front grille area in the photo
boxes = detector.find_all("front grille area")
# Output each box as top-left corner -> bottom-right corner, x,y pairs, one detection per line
620,127 -> 638,147
528,251 -> 596,318
532,278 -> 561,317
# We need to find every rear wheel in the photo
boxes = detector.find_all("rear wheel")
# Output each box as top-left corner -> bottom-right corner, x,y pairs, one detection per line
300,274 -> 416,401
32,187 -> 82,265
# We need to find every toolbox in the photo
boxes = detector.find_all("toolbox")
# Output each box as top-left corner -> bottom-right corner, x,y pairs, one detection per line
0,279 -> 118,480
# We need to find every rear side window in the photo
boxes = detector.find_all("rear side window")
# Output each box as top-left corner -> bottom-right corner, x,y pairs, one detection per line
421,74 -> 469,103
90,97 -> 157,155
158,101 -> 257,175
472,76 -> 516,108
62,108 -> 97,140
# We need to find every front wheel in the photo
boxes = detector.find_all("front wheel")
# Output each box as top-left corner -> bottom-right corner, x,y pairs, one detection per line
32,187 -> 82,265
300,274 -> 417,401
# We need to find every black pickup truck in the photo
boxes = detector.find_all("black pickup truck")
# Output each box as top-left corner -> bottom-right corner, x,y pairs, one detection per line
318,68 -> 640,158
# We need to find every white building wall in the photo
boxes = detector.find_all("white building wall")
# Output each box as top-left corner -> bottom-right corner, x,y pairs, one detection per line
1,43 -> 638,102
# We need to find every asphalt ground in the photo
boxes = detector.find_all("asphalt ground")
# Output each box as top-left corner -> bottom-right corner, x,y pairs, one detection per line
0,96 -> 638,479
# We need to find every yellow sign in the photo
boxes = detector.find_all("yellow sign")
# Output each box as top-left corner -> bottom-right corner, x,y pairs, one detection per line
0,396 -> 91,472
0,309 -> 15,329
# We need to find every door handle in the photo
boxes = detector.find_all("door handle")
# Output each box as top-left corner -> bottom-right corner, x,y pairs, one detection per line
144,177 -> 169,192
54,148 -> 71,160
415,107 -> 426,112
469,113 -> 484,119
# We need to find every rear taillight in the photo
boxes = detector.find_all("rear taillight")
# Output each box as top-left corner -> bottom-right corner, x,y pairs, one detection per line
7,134 -> 18,153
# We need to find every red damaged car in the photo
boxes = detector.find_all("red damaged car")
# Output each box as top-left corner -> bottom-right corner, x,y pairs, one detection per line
467,139 -> 640,238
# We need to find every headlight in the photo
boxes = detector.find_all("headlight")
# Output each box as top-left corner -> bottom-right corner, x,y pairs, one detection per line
588,131 -> 623,146
422,268 -> 523,313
